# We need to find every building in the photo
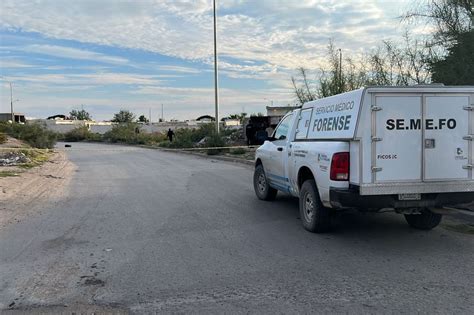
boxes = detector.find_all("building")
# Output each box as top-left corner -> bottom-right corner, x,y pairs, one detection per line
0,112 -> 26,123
196,115 -> 215,123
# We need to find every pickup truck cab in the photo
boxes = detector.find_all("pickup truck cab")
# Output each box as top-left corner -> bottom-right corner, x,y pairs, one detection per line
254,86 -> 474,232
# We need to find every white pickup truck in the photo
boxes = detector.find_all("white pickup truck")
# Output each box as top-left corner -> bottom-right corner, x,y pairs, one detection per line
253,86 -> 474,232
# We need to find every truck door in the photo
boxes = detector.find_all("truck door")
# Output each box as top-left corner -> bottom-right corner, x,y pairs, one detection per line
266,113 -> 293,192
373,94 -> 472,183
374,96 -> 423,182
423,95 -> 471,181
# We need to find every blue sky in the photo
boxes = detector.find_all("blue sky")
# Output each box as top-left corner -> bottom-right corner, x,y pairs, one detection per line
0,0 -> 421,121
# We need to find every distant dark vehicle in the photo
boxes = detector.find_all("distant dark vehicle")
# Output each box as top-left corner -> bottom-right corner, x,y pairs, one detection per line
255,130 -> 269,144
245,116 -> 280,145
65,144 -> 72,148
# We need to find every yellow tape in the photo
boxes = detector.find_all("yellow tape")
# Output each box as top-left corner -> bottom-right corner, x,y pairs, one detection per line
0,145 -> 258,152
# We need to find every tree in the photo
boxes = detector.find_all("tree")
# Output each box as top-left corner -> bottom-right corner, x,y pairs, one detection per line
402,0 -> 473,47
431,30 -> 474,84
367,35 -> 432,86
291,36 -> 433,104
112,110 -> 136,123
291,67 -> 317,103
137,115 -> 149,123
291,41 -> 368,102
70,109 -> 91,120
401,1 -> 473,84
238,112 -> 247,124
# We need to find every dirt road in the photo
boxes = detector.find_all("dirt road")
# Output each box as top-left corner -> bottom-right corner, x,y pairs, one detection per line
0,150 -> 76,228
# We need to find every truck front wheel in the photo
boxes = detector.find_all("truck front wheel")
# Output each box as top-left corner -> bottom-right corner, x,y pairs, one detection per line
254,164 -> 277,201
299,180 -> 332,233
404,208 -> 442,230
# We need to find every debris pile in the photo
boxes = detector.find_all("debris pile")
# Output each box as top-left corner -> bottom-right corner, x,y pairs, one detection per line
0,152 -> 31,166
196,137 -> 209,147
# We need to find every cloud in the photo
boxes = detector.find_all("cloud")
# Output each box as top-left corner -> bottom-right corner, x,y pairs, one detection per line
0,0 -> 407,71
20,44 -> 129,64
0,0 -> 415,120
6,72 -> 166,86
0,58 -> 34,68
154,65 -> 201,74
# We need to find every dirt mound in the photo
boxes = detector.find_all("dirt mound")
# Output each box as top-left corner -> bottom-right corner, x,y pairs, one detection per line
0,136 -> 27,148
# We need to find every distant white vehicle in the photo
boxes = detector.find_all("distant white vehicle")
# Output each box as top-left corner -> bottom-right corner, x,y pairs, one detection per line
254,86 -> 474,232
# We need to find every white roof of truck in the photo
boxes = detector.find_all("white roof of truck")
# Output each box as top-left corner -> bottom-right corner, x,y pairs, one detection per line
299,85 -> 473,140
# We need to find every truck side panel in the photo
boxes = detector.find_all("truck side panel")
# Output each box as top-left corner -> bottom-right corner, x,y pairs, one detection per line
290,141 -> 349,207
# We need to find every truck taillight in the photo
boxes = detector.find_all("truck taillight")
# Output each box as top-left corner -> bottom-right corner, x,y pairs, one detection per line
330,152 -> 349,181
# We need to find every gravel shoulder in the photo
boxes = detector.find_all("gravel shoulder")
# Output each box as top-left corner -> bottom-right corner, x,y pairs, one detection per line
0,150 -> 76,229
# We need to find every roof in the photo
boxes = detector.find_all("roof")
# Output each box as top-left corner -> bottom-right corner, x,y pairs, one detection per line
196,115 -> 215,121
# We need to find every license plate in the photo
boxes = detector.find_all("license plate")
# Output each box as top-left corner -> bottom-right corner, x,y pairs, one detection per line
398,193 -> 421,201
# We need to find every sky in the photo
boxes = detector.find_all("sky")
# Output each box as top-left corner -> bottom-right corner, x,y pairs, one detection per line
0,0 -> 419,121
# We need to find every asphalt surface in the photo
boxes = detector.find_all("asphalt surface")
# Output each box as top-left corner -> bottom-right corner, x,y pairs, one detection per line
1,142 -> 473,314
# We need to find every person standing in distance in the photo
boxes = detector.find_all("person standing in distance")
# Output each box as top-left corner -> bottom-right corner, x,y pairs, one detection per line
167,128 -> 175,142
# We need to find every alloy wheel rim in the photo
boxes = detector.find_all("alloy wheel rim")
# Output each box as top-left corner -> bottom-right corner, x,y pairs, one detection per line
258,173 -> 267,193
304,192 -> 315,221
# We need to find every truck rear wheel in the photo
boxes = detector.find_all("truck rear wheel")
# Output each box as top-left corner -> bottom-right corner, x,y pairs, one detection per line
254,164 -> 277,201
404,208 -> 442,230
299,180 -> 332,233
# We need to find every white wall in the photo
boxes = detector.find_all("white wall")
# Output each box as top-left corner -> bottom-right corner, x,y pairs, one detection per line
31,119 -> 205,135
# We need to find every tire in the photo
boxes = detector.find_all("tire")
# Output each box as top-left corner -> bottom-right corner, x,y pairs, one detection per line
253,164 -> 277,201
404,208 -> 442,230
299,180 -> 332,233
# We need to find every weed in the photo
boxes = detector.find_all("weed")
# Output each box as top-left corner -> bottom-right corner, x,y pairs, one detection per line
0,170 -> 21,177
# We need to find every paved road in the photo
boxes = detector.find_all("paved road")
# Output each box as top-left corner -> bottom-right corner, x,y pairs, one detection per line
1,142 -> 473,314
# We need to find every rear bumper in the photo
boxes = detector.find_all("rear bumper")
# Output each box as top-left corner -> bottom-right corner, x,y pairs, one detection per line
358,181 -> 474,195
330,187 -> 474,210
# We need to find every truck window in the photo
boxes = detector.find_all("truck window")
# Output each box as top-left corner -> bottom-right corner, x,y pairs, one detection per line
273,114 -> 292,140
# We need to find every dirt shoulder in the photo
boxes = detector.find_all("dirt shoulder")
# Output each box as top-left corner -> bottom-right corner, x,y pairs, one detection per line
0,150 -> 76,229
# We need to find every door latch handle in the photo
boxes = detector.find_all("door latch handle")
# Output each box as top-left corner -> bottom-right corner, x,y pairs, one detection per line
425,139 -> 435,149
277,147 -> 283,152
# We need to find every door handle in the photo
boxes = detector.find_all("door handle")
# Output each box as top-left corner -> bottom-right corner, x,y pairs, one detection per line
277,147 -> 283,152
425,139 -> 435,149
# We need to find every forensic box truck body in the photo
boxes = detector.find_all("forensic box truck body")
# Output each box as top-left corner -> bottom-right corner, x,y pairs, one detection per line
253,85 -> 474,232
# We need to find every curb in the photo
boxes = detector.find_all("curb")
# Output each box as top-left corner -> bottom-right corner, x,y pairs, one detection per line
137,144 -> 255,167
57,142 -> 255,167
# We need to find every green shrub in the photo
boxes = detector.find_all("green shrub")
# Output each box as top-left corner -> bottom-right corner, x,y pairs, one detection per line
103,124 -> 166,145
64,126 -> 91,142
87,132 -> 103,142
230,147 -> 246,155
103,123 -> 137,143
0,132 -> 6,144
0,122 -> 57,149
159,124 -> 219,149
206,133 -> 227,155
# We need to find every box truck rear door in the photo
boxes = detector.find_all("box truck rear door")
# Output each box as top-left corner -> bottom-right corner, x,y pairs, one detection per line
423,95 -> 471,181
374,96 -> 423,182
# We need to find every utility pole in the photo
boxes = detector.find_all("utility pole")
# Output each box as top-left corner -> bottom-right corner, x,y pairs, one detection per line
213,0 -> 220,133
161,104 -> 164,122
9,82 -> 14,123
338,48 -> 342,93
149,108 -> 152,124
